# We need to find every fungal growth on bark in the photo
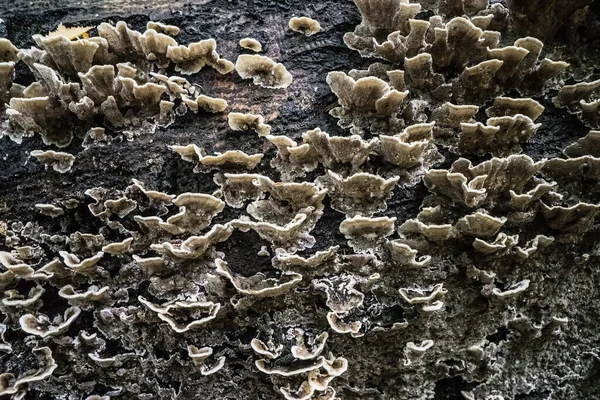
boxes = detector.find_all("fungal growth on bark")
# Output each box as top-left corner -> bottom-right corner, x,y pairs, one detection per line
0,1 -> 599,399
239,37 -> 263,52
235,54 -> 293,89
228,112 -> 272,136
288,17 -> 321,36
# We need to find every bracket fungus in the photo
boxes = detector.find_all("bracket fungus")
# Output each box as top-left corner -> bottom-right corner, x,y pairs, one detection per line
542,156 -> 600,184
231,211 -> 320,252
31,33 -> 99,76
539,202 -> 600,234
278,355 -> 346,400
291,331 -> 329,360
215,173 -> 267,208
235,54 -> 293,89
343,0 -> 422,57
314,275 -> 365,314
0,251 -> 34,277
35,203 -> 65,218
187,345 -> 226,376
404,340 -> 434,365
0,324 -> 10,352
279,381 -> 316,400
317,171 -> 398,216
399,214 -> 457,243
563,130 -> 600,158
326,71 -> 409,135
386,241 -> 431,268
101,237 -> 133,255
2,285 -> 44,308
239,38 -> 262,52
491,279 -> 530,299
166,193 -> 225,234
30,150 -> 75,172
19,306 -> 81,337
255,357 -> 326,377
273,246 -> 339,273
147,21 -> 180,36
0,38 -> 18,62
251,338 -> 284,359
138,296 -> 221,333
554,79 -> 600,109
130,178 -> 175,206
0,61 -> 16,106
0,347 -> 58,396
472,233 -> 516,255
58,285 -> 109,304
215,258 -> 302,298
424,155 -> 544,208
151,224 -> 233,260
299,127 -> 376,170
458,114 -> 541,156
398,283 -> 446,305
170,143 -> 205,163
514,235 -> 554,260
579,100 -> 600,128
165,39 -> 234,75
228,112 -> 272,136
132,255 -> 166,276
339,216 -> 396,252
326,312 -> 362,336
196,95 -> 228,113
289,17 -> 322,36
199,150 -> 264,170
2,21 -> 242,150
455,212 -> 506,238
59,251 -> 104,275
377,122 -> 438,171
486,97 -> 545,121
258,174 -> 323,202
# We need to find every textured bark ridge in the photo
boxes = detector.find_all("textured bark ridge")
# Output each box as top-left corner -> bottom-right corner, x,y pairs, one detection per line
0,1 -> 600,399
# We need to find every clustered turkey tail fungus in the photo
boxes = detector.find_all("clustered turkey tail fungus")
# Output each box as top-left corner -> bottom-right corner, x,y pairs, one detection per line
1,0 -> 600,399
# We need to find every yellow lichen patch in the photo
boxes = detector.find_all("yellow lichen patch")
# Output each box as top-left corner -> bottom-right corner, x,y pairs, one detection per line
46,24 -> 93,40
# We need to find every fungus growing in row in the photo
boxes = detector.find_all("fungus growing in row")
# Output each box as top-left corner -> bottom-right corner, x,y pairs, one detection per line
151,224 -> 233,259
231,211 -> 320,252
317,171 -> 399,216
200,150 -> 264,170
138,296 -> 221,333
215,258 -> 303,298
101,237 -> 133,255
339,216 -> 396,252
166,39 -> 235,75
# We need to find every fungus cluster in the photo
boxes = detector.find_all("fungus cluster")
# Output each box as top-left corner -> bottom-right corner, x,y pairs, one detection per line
0,1 -> 598,399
